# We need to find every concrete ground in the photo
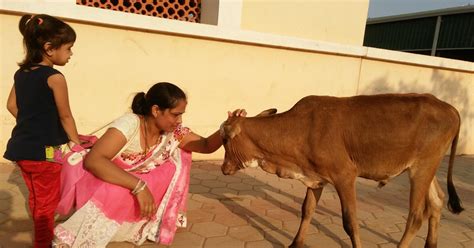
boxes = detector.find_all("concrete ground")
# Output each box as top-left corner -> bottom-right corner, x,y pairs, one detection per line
0,156 -> 473,248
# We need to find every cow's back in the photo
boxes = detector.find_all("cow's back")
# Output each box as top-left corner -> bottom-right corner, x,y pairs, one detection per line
291,94 -> 460,179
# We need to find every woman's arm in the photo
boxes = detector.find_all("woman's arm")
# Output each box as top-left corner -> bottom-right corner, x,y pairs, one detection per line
179,130 -> 222,154
83,128 -> 135,187
6,86 -> 18,118
179,109 -> 246,153
84,128 -> 156,217
48,74 -> 80,144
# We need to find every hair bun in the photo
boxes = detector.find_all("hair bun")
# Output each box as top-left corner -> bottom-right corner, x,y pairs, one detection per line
131,92 -> 148,115
18,14 -> 33,36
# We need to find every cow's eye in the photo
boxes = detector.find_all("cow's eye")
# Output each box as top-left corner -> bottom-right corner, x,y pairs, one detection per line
222,138 -> 228,145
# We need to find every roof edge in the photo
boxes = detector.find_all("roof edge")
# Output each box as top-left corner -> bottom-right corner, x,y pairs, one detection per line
367,5 -> 474,24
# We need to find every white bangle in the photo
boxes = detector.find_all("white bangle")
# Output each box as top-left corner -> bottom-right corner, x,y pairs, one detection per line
132,180 -> 147,195
135,181 -> 147,195
131,179 -> 144,195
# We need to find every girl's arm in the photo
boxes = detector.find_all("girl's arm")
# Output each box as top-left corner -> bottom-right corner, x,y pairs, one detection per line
47,74 -> 80,144
84,128 -> 156,217
6,86 -> 18,118
179,109 -> 246,153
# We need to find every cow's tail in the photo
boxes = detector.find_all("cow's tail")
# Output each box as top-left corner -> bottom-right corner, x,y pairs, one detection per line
446,129 -> 464,214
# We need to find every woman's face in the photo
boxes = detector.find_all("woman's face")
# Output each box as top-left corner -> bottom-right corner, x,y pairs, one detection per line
154,99 -> 187,132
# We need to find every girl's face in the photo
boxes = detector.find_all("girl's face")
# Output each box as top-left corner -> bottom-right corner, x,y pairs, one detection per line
48,42 -> 74,66
153,99 -> 187,133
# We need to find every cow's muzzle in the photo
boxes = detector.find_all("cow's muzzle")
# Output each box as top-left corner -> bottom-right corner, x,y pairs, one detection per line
221,162 -> 238,175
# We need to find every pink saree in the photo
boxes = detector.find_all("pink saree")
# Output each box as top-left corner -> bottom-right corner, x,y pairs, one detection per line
55,125 -> 192,247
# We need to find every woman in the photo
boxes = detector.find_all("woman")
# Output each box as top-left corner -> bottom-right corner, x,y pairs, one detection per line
54,82 -> 246,247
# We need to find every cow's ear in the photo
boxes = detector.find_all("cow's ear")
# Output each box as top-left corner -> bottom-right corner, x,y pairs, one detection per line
223,123 -> 241,140
256,108 -> 277,117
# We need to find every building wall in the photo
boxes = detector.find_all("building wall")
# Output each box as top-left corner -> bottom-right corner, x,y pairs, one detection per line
240,0 -> 369,46
359,57 -> 474,152
1,1 -> 473,162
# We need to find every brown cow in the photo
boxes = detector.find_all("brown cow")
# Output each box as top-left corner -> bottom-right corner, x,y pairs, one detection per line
220,93 -> 463,248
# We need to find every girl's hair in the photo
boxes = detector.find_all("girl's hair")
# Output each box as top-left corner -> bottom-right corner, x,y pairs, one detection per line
132,82 -> 187,115
18,14 -> 76,69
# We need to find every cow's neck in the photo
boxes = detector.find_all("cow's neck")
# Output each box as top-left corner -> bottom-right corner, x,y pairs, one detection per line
241,117 -> 328,188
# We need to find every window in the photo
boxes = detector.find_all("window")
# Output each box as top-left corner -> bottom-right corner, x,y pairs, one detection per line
76,0 -> 201,23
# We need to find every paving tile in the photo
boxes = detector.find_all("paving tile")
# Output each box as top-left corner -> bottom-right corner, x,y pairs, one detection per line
236,189 -> 266,199
0,190 -> 13,202
189,177 -> 201,185
187,209 -> 215,223
190,193 -> 221,204
214,213 -> 248,227
200,179 -> 226,188
203,236 -> 244,248
216,176 -> 242,184
228,225 -> 264,241
241,178 -> 267,186
230,204 -> 266,218
1,155 -> 473,247
209,187 -> 238,196
186,198 -> 203,211
266,208 -> 299,221
316,222 -> 348,240
302,232 -> 343,248
192,173 -> 218,180
265,189 -> 299,204
461,240 -> 474,248
244,240 -> 279,248
464,230 -> 474,239
165,231 -> 204,248
246,215 -> 282,231
219,196 -> 252,208
191,222 -> 227,237
282,219 -> 319,235
227,182 -> 253,191
262,229 -> 294,247
0,230 -> 33,248
249,198 -> 279,209
200,202 -> 233,215
358,224 -> 398,244
189,185 -> 210,194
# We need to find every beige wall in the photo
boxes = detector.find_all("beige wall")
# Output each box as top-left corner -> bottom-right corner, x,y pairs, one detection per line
1,2 -> 473,162
359,59 -> 474,152
240,0 -> 369,46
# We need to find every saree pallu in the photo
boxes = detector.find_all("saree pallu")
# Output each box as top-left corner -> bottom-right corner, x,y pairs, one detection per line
55,145 -> 192,247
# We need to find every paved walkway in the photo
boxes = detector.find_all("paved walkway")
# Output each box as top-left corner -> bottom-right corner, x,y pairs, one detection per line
0,156 -> 472,248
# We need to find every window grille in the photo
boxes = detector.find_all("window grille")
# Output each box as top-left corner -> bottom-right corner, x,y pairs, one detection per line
76,0 -> 201,23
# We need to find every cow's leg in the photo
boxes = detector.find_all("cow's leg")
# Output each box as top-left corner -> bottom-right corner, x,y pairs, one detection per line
334,176 -> 361,248
399,166 -> 438,248
424,177 -> 444,248
289,187 -> 324,248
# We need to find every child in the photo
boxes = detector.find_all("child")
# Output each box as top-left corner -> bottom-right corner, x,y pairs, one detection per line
3,14 -> 81,248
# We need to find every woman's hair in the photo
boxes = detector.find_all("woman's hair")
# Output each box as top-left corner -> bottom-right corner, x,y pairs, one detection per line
132,82 -> 187,115
18,14 -> 76,69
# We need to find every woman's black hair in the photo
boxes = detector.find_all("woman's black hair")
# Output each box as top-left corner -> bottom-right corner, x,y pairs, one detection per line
132,82 -> 187,115
18,14 -> 76,69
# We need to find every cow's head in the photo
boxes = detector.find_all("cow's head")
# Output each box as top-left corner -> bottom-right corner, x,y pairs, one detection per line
221,108 -> 277,175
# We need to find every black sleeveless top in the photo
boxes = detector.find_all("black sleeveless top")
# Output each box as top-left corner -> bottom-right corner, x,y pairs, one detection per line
4,65 -> 68,161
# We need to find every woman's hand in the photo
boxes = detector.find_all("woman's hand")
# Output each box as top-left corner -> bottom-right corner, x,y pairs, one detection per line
135,186 -> 156,218
227,109 -> 247,118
